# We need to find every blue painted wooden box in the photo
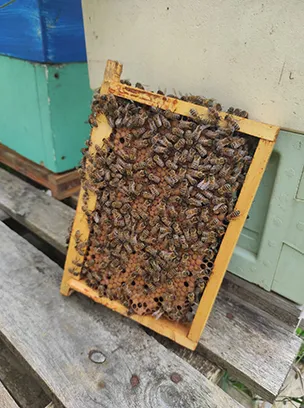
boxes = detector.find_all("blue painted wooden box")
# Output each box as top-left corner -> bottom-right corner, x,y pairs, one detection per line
0,0 -> 86,63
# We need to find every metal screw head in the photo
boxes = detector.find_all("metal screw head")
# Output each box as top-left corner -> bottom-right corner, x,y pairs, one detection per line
130,374 -> 140,388
170,373 -> 182,383
88,349 -> 106,364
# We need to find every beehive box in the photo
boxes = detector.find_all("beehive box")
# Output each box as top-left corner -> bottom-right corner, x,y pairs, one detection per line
61,60 -> 279,350
0,55 -> 92,173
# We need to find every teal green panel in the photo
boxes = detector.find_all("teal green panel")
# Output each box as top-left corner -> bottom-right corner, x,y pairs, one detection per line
47,63 -> 92,173
229,131 -> 304,302
0,56 -> 52,167
272,244 -> 304,304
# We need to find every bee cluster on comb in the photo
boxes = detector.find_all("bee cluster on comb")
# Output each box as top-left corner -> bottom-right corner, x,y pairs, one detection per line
73,83 -> 256,323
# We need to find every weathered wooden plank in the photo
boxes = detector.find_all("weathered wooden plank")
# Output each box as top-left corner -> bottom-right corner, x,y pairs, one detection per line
223,272 -> 302,330
0,222 -> 241,408
0,168 -> 73,254
199,290 -> 302,402
0,168 -> 301,401
0,382 -> 19,408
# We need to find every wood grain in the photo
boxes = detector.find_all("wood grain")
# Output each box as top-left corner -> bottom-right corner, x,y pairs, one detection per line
0,382 -> 19,408
0,167 -> 301,400
0,222 -> 241,408
200,291 -> 302,402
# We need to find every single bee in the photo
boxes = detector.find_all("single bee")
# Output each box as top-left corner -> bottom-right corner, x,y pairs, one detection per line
147,173 -> 160,184
164,174 -> 179,187
166,132 -> 179,143
185,208 -> 199,219
218,183 -> 232,194
68,267 -> 79,276
195,144 -> 208,157
178,234 -> 188,249
230,137 -> 246,149
164,110 -> 180,120
187,292 -> 195,304
226,209 -> 241,220
185,173 -> 197,185
174,138 -> 186,151
153,155 -> 165,167
179,149 -> 189,163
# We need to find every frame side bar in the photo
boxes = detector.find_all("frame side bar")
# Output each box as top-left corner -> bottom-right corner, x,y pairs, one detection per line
187,139 -> 276,343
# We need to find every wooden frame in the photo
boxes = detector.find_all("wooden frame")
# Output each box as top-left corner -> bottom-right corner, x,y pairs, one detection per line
61,60 -> 280,350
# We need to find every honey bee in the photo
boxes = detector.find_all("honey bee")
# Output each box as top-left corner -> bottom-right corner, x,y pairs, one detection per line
178,234 -> 188,249
153,145 -> 167,154
189,108 -> 202,123
153,155 -> 165,167
147,173 -> 160,184
187,292 -> 195,303
230,137 -> 246,149
185,173 -> 197,186
196,278 -> 206,292
190,228 -> 198,243
185,208 -> 199,219
195,144 -> 208,157
226,209 -> 241,220
74,230 -> 82,244
179,149 -> 188,164
164,110 -> 180,120
218,184 -> 232,194
68,267 -> 79,276
173,137 -> 186,151
164,174 -> 179,187
132,127 -> 146,138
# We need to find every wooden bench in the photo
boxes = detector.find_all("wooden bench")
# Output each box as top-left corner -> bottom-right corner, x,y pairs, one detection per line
0,168 -> 302,405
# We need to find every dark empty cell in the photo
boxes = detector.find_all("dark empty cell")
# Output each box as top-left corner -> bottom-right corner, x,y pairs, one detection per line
202,276 -> 209,281
121,269 -> 126,273
121,282 -> 126,286
146,308 -> 150,313
107,275 -> 111,279
207,262 -> 213,268
202,257 -> 208,263
184,281 -> 189,287
138,303 -> 142,308
132,304 -> 136,309
132,250 -> 136,254
143,302 -> 147,308
119,137 -> 125,143
144,284 -> 149,289
154,297 -> 159,302
92,254 -> 96,259
131,281 -> 136,286
200,264 -> 206,269
159,296 -> 164,302
177,305 -> 182,310
104,285 -> 108,289
129,299 -> 133,304
157,302 -> 162,307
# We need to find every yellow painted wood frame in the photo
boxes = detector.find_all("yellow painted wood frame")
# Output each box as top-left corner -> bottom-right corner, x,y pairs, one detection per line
61,60 -> 280,350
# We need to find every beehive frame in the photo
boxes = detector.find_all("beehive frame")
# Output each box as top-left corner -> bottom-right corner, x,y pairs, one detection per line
61,60 -> 280,350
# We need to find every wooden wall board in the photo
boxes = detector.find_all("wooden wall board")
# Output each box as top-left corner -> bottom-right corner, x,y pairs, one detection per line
62,60 -> 279,350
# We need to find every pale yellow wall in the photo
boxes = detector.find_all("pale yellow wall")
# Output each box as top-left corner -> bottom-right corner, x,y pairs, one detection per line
82,0 -> 304,131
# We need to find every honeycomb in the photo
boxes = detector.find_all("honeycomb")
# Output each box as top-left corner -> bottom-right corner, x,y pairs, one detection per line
73,86 -> 256,322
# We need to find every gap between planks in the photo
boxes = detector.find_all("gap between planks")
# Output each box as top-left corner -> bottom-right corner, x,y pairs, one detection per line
0,167 -> 302,401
